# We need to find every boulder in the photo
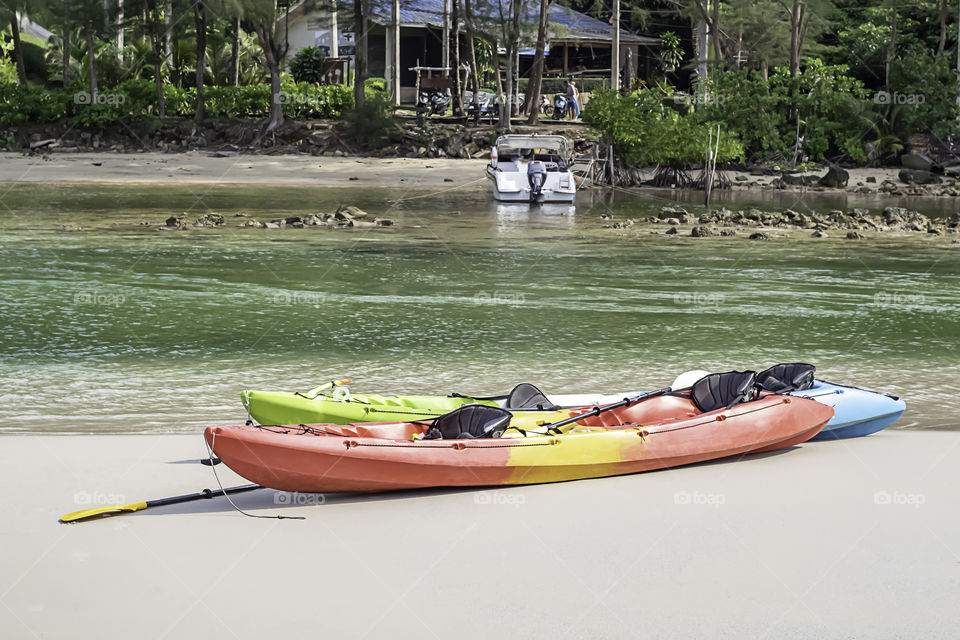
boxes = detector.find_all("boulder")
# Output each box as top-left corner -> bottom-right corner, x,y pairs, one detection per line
194,213 -> 224,227
811,230 -> 828,238
240,220 -> 266,228
900,153 -> 934,171
336,205 -> 369,220
374,218 -> 395,227
819,165 -> 849,188
748,232 -> 770,241
165,215 -> 188,230
658,206 -> 689,219
665,226 -> 679,235
846,231 -> 864,240
899,169 -> 941,185
691,225 -> 714,238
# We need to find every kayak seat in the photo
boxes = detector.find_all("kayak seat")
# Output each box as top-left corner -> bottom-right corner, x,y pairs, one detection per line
428,404 -> 514,439
504,383 -> 561,411
690,371 -> 758,413
756,363 -> 816,393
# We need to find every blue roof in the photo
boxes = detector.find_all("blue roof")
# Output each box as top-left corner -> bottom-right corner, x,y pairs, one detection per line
361,0 -> 655,45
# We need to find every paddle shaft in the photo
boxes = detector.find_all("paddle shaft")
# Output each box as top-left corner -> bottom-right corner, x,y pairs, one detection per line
145,483 -> 261,508
541,387 -> 672,431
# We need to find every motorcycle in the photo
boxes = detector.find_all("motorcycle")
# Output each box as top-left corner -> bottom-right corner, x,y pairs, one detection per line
418,88 -> 451,116
552,93 -> 567,120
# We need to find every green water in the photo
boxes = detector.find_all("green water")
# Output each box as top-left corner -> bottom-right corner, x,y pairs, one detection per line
1,183 -> 958,433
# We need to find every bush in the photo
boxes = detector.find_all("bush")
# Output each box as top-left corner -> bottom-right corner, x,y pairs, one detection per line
288,46 -> 327,85
344,92 -> 402,146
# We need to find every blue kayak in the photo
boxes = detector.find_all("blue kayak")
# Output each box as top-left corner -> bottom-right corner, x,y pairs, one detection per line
787,380 -> 906,440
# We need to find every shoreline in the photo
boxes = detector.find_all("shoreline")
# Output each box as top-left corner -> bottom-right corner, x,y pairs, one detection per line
2,151 -> 958,199
3,430 -> 958,637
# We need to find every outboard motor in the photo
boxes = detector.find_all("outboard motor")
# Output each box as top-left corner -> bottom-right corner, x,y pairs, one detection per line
552,93 -> 567,119
527,160 -> 547,204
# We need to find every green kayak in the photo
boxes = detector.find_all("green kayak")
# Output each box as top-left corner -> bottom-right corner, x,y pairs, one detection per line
241,389 -> 499,426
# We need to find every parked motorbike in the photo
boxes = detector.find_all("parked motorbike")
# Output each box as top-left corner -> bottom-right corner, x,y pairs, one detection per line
418,88 -> 451,116
552,93 -> 568,120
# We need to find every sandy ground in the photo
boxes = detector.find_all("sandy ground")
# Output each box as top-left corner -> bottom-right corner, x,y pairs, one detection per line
0,151 -> 490,189
0,151 -> 928,194
2,430 -> 958,638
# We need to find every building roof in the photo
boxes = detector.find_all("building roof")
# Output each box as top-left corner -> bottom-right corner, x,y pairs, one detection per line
283,0 -> 657,47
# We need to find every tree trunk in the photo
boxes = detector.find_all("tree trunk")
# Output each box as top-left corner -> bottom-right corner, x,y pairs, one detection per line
710,0 -> 722,66
789,0 -> 802,78
885,8 -> 897,92
937,0 -> 947,59
354,0 -> 365,107
165,0 -> 173,65
85,21 -> 99,104
451,0 -> 462,116
193,0 -> 207,125
147,0 -> 166,118
117,0 -> 125,62
526,0 -> 549,123
493,45 -> 506,130
230,16 -> 241,86
257,26 -> 285,135
62,11 -> 71,86
10,16 -> 26,85
502,42 -> 514,131
463,0 -> 480,123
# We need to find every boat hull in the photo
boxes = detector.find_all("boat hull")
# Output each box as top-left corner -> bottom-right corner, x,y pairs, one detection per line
207,396 -> 831,493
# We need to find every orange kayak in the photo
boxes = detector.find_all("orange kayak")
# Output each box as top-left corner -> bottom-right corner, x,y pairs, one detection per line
204,394 -> 832,493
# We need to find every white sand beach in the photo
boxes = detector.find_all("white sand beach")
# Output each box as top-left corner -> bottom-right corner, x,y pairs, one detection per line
2,430 -> 958,639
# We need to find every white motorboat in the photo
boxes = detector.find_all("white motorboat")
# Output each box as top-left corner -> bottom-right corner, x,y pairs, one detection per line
486,134 -> 577,204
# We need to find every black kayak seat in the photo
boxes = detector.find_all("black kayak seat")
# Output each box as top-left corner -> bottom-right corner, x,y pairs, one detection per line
432,404 -> 513,439
504,383 -> 561,411
756,363 -> 816,393
690,371 -> 758,413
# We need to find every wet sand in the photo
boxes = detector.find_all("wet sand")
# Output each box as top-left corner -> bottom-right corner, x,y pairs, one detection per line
3,430 -> 958,638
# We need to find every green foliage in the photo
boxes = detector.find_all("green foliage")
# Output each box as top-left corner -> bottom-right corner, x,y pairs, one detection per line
0,83 -> 70,125
288,46 -> 327,84
581,88 -> 744,167
344,92 -> 402,146
658,31 -> 683,72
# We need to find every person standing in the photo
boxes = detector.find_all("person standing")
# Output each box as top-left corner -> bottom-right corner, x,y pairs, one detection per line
565,79 -> 580,120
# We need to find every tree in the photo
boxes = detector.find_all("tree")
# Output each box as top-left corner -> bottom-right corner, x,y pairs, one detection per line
525,0 -> 549,124
193,0 -> 207,124
354,0 -> 366,108
1,1 -> 28,85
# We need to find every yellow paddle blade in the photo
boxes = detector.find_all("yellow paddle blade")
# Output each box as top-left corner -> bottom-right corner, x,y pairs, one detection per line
59,501 -> 148,523
305,378 -> 353,399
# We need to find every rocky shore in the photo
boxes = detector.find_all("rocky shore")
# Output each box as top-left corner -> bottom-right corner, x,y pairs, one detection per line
606,205 -> 960,240
160,205 -> 394,231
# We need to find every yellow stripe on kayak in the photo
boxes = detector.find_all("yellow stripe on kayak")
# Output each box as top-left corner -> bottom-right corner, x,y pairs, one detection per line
504,429 -> 642,484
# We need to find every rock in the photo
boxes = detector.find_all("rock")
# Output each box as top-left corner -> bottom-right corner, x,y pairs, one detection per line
348,220 -> 377,228
882,207 -> 908,225
302,214 -> 323,226
811,230 -> 828,238
29,139 -> 57,150
374,218 -> 395,227
263,222 -> 281,229
658,206 -> 688,220
165,215 -> 188,229
928,227 -> 943,235
846,231 -> 864,240
664,217 -> 680,226
336,205 -> 368,221
899,169 -> 941,185
819,165 -> 849,188
444,178 -> 454,182
719,230 -> 737,237
269,218 -> 286,227
691,225 -> 714,238
866,176 -> 877,183
748,232 -> 770,240
665,226 -> 679,235
779,173 -> 819,187
194,213 -> 224,227
333,149 -> 346,157
900,153 -> 934,171
240,220 -> 266,228
283,216 -> 303,226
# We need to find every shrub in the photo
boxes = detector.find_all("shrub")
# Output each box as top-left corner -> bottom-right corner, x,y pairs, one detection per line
344,92 -> 402,146
288,46 -> 327,85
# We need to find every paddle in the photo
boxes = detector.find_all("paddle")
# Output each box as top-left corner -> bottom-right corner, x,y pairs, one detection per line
303,378 -> 353,399
59,484 -> 261,523
538,386 -> 673,434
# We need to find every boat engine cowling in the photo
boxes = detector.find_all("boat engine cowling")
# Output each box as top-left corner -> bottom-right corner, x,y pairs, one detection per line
527,160 -> 547,203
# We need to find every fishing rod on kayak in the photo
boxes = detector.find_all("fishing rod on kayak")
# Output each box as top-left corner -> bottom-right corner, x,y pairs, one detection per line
59,484 -> 262,523
539,387 -> 673,434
